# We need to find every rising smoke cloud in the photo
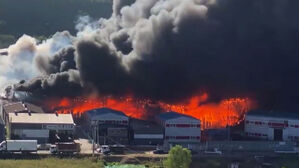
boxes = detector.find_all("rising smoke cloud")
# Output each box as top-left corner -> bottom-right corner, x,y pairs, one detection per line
2,0 -> 299,111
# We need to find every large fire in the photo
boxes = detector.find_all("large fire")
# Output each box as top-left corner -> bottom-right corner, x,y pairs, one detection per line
46,93 -> 254,129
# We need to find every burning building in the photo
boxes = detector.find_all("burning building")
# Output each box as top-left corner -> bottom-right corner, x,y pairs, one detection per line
3,0 -> 299,134
46,95 -> 252,130
130,118 -> 164,145
84,108 -> 129,145
156,111 -> 201,146
245,110 -> 299,142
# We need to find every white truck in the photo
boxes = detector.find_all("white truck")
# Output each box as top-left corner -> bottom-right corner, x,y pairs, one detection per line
0,140 -> 38,153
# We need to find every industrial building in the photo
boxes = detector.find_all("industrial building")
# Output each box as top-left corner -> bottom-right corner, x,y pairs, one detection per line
130,118 -> 164,145
8,113 -> 75,144
245,110 -> 299,141
1,101 -> 44,124
0,117 -> 5,142
202,128 -> 230,141
85,108 -> 129,145
156,111 -> 201,146
0,48 -> 8,56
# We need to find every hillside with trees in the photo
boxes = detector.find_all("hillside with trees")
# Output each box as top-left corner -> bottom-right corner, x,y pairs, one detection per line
0,0 -> 112,48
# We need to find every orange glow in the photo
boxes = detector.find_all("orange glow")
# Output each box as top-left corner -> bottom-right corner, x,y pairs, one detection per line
159,96 -> 253,129
46,93 -> 255,129
47,97 -> 147,119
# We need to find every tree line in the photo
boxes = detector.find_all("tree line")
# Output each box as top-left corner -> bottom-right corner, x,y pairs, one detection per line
0,0 -> 112,48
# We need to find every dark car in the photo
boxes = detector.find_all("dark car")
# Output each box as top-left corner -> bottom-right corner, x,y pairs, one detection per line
153,149 -> 167,154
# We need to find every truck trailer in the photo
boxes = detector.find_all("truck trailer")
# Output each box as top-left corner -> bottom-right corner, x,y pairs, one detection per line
0,140 -> 37,153
50,142 -> 80,154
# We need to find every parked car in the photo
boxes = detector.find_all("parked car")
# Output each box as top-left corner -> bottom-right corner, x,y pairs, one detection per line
153,149 -> 167,154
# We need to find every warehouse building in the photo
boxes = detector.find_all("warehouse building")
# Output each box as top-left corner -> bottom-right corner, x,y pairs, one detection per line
156,112 -> 201,146
85,108 -> 129,145
0,48 -> 8,56
1,101 -> 44,124
0,117 -> 5,142
130,118 -> 164,145
202,128 -> 230,141
245,110 -> 299,141
8,113 -> 75,144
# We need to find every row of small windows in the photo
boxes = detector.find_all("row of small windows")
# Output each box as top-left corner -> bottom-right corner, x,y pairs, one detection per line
245,120 -> 299,128
245,132 -> 267,137
165,136 -> 200,140
92,120 -> 128,125
165,124 -> 200,128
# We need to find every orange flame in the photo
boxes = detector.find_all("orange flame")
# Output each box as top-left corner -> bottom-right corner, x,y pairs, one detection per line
46,93 -> 254,129
159,95 -> 253,129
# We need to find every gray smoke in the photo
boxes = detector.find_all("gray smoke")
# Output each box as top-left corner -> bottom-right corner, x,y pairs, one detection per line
112,0 -> 135,16
35,46 -> 76,75
4,0 -> 299,111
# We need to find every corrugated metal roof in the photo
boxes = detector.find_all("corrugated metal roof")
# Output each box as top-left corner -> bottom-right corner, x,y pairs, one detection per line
247,110 -> 299,120
86,108 -> 128,118
3,102 -> 44,114
157,111 -> 199,121
9,113 -> 74,124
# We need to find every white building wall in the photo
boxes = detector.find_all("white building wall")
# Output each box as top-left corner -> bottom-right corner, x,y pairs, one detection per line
286,120 -> 299,141
164,117 -> 201,143
22,129 -> 49,138
245,115 -> 299,141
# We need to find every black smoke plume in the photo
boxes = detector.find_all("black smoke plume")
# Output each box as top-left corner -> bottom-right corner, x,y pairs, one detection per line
11,0 -> 299,111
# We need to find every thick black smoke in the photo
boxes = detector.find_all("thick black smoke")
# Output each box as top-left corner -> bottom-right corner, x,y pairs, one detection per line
13,0 -> 299,111
15,70 -> 82,97
35,46 -> 76,75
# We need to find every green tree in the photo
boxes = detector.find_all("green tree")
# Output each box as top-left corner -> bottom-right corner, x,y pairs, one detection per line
164,145 -> 192,168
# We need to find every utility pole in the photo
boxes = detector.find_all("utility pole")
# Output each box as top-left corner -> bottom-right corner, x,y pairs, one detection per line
92,124 -> 95,157
96,122 -> 99,146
